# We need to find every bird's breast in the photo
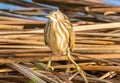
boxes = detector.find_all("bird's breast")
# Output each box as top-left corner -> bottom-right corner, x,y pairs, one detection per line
49,21 -> 69,55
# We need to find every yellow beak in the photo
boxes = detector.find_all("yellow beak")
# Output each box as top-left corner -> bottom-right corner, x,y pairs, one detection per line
46,15 -> 49,18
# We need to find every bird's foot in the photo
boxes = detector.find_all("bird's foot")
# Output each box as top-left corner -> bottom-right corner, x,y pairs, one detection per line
69,65 -> 88,83
47,65 -> 54,71
46,62 -> 54,71
76,65 -> 86,77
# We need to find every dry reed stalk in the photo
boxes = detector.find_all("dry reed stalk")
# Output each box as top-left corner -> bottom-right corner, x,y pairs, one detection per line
33,0 -> 109,7
0,45 -> 48,49
75,44 -> 120,48
0,29 -> 43,34
25,53 -> 120,61
0,49 -> 50,53
0,37 -> 42,40
74,22 -> 120,31
84,0 -> 105,4
0,53 -> 50,57
13,53 -> 50,57
99,71 -> 116,80
73,21 -> 95,26
0,44 -> 120,51
86,7 -> 120,13
39,53 -> 120,62
76,32 -> 120,37
76,39 -> 115,45
0,67 -> 37,73
76,37 -> 120,42
13,11 -> 45,15
0,39 -> 44,45
0,24 -> 119,35
100,29 -> 120,80
0,16 -> 33,21
74,49 -> 120,53
0,21 -> 46,25
7,63 -> 46,83
10,8 -> 52,11
0,34 -> 43,40
0,24 -> 24,30
0,80 -> 16,83
0,57 -> 41,63
0,34 -> 33,38
0,44 -> 120,53
0,68 -> 13,73
53,64 -> 120,72
0,53 -> 120,63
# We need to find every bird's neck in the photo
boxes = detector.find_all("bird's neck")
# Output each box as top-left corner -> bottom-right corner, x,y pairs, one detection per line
50,17 -> 57,22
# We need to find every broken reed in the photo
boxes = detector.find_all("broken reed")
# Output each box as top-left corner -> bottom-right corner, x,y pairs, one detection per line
0,22 -> 120,73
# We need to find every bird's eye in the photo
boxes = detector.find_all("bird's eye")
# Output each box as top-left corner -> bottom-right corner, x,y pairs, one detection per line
54,14 -> 57,18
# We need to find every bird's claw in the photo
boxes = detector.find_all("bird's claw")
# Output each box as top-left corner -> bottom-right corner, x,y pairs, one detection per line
48,66 -> 54,71
69,66 -> 88,83
46,64 -> 54,71
76,66 -> 86,76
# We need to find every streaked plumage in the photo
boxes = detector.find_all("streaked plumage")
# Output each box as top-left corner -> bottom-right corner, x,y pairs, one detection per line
44,9 -> 88,83
44,10 -> 75,56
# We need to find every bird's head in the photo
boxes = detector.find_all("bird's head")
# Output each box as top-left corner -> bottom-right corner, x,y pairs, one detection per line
46,9 -> 68,21
46,10 -> 57,19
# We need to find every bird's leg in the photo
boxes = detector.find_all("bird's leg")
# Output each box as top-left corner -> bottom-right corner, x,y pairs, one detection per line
67,48 -> 88,83
46,55 -> 54,71
65,61 -> 71,74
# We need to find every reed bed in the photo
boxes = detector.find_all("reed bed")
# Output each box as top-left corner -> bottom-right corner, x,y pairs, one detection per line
0,0 -> 120,83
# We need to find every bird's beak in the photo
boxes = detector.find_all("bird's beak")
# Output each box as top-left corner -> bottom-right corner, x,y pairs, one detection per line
46,15 -> 50,18
46,15 -> 49,18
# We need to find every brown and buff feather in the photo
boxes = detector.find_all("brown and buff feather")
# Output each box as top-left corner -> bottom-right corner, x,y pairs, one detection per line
44,10 -> 75,55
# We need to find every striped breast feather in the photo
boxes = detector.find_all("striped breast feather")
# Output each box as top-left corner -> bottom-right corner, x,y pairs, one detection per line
69,25 -> 75,51
60,20 -> 75,51
67,21 -> 75,51
48,20 -> 69,55
44,21 -> 51,46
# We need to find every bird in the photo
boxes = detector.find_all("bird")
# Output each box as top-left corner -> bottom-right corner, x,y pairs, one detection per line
44,9 -> 88,83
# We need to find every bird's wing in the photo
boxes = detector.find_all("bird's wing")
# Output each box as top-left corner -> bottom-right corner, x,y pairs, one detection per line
68,24 -> 75,51
44,22 -> 50,46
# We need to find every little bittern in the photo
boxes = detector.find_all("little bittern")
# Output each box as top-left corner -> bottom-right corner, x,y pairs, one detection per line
44,9 -> 88,83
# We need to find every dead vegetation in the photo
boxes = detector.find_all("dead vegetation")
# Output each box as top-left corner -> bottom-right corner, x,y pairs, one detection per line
0,0 -> 120,83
